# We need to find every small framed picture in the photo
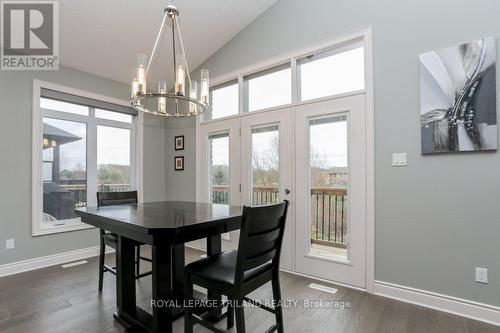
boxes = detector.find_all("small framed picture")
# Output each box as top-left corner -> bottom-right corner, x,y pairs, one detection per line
174,156 -> 184,171
175,135 -> 184,150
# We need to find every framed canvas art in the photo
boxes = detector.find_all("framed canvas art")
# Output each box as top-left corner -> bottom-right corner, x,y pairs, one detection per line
420,37 -> 497,153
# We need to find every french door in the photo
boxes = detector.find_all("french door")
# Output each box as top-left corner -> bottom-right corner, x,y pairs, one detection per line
196,118 -> 240,250
294,94 -> 366,288
240,108 -> 293,270
197,94 -> 367,287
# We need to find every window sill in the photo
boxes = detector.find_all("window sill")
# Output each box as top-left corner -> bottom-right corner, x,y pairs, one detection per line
33,221 -> 95,237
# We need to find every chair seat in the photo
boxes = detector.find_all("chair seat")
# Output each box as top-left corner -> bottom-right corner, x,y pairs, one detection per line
185,250 -> 272,286
102,232 -> 118,245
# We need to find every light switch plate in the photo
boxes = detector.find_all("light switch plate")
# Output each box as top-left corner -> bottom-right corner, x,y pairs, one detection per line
392,153 -> 407,166
5,239 -> 14,250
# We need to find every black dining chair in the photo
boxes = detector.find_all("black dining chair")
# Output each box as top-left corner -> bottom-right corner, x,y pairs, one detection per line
184,200 -> 289,333
96,191 -> 152,292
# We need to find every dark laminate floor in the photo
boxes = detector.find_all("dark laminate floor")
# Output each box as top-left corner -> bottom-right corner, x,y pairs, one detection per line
0,247 -> 499,333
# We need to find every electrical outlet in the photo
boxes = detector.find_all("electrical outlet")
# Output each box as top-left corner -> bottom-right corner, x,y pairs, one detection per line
5,239 -> 14,250
475,267 -> 488,284
392,153 -> 407,166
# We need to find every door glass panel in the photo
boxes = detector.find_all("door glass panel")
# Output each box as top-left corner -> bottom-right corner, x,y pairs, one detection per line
209,133 -> 230,204
309,115 -> 348,260
298,46 -> 364,101
42,117 -> 87,227
251,125 -> 279,206
97,126 -> 131,192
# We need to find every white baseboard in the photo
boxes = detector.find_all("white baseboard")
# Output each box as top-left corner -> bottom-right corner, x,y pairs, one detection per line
375,280 -> 500,327
0,246 -> 114,278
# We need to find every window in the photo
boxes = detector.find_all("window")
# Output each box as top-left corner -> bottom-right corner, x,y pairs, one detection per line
298,45 -> 364,101
34,83 -> 137,235
244,64 -> 291,112
97,126 -> 131,192
95,108 -> 132,123
41,97 -> 88,116
209,133 -> 230,204
251,125 -> 279,205
42,118 -> 87,220
205,81 -> 238,121
309,115 -> 349,260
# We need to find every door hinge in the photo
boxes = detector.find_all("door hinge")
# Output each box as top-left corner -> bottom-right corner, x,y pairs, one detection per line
239,184 -> 241,192
239,128 -> 241,136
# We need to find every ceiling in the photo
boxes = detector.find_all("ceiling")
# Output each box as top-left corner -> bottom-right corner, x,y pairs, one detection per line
59,0 -> 277,87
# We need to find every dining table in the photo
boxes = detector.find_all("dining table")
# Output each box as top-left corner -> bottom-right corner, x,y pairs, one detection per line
75,201 -> 243,333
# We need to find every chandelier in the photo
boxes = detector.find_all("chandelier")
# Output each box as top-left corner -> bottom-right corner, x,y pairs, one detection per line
130,5 -> 210,117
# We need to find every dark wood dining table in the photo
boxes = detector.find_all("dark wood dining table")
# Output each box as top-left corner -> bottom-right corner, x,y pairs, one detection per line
75,201 -> 243,333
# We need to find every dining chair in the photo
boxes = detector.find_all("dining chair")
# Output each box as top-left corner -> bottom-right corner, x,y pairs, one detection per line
184,200 -> 290,333
96,191 -> 152,292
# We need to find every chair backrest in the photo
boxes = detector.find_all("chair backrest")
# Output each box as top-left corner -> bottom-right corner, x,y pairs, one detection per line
235,200 -> 289,283
97,191 -> 138,207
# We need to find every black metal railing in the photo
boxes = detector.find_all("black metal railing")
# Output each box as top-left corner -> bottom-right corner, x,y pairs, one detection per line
210,185 -> 348,248
310,187 -> 348,248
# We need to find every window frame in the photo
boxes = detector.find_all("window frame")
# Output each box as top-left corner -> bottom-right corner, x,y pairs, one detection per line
32,79 -> 143,236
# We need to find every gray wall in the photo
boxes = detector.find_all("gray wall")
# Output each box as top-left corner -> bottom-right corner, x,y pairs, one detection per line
0,65 -> 169,265
164,118 -> 197,202
191,0 -> 500,306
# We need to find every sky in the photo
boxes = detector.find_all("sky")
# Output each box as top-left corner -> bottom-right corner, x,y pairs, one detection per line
210,119 -> 347,170
42,99 -> 131,171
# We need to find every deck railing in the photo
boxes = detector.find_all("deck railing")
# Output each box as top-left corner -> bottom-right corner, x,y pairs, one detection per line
210,185 -> 348,248
310,187 -> 348,248
59,183 -> 131,208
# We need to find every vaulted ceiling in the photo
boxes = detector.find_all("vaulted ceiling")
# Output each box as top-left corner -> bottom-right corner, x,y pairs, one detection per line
59,0 -> 277,86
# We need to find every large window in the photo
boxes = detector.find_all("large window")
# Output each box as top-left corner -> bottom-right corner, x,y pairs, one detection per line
34,84 -> 137,235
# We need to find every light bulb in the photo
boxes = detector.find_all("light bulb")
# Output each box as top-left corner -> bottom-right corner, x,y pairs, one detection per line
131,78 -> 139,98
158,81 -> 167,114
137,54 -> 147,94
200,69 -> 209,104
175,54 -> 186,95
189,80 -> 198,114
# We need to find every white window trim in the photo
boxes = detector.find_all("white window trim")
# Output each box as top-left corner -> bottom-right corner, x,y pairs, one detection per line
196,26 -> 375,293
32,79 -> 143,236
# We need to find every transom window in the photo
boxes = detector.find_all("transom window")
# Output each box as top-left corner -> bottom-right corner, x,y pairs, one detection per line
34,84 -> 137,235
244,63 -> 291,112
205,81 -> 239,121
298,44 -> 365,101
201,40 -> 364,122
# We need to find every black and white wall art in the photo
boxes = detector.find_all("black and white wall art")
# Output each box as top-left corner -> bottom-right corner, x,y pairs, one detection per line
420,37 -> 497,153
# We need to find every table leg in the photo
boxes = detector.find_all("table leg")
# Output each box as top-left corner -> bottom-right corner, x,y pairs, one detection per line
172,244 -> 186,303
206,234 -> 223,320
115,236 -> 137,325
152,244 -> 173,333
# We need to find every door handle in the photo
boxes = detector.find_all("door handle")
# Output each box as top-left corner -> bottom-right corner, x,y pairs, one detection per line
284,188 -> 290,195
